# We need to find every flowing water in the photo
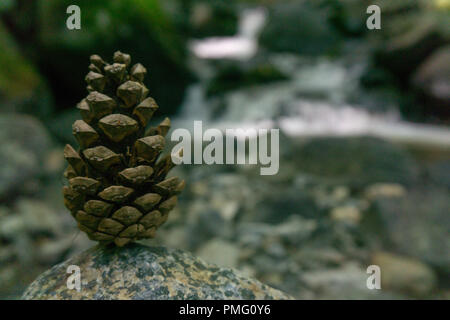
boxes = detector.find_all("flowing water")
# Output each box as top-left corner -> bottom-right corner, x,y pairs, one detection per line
181,8 -> 450,151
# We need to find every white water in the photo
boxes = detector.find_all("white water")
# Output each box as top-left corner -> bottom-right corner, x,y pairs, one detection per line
189,7 -> 267,60
180,7 -> 450,149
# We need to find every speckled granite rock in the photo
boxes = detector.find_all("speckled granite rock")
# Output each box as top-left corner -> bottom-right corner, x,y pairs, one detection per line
22,244 -> 291,300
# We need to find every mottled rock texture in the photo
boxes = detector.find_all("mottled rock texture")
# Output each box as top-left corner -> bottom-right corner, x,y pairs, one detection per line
22,244 -> 291,300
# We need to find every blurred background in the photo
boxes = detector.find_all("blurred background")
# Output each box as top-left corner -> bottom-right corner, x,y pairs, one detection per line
0,0 -> 449,299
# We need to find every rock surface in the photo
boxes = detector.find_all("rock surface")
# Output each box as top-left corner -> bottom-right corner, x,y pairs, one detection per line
294,137 -> 419,187
0,114 -> 52,200
372,252 -> 437,297
368,188 -> 450,274
22,244 -> 291,300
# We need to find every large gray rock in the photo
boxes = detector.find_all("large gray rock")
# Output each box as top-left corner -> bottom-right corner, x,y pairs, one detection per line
22,244 -> 291,300
366,188 -> 450,275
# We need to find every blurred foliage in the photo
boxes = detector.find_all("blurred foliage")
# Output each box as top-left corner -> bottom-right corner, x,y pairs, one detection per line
0,21 -> 40,99
1,0 -> 448,125
0,0 -> 192,123
0,20 -> 54,119
181,0 -> 239,38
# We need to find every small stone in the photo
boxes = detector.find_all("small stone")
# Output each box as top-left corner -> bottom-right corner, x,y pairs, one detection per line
330,206 -> 361,224
365,183 -> 406,200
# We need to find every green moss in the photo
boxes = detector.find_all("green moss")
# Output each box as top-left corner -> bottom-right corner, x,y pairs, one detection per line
0,22 -> 41,99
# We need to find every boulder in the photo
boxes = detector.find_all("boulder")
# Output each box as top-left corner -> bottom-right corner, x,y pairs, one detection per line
22,244 -> 291,300
0,22 -> 52,118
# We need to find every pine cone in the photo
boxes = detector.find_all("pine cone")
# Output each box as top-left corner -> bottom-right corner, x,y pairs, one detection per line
63,51 -> 185,247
